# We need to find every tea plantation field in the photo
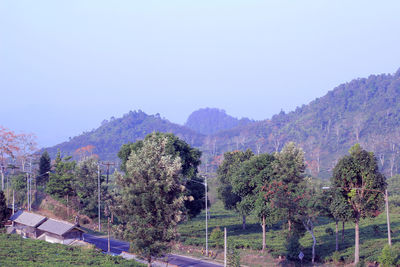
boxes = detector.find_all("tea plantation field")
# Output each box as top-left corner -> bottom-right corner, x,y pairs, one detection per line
0,233 -> 144,267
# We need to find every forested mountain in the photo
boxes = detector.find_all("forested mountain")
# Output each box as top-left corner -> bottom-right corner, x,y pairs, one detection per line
46,69 -> 400,178
184,108 -> 252,135
45,110 -> 205,161
204,69 -> 400,178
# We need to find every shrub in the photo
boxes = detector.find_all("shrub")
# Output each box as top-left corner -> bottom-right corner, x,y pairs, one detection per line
373,225 -> 381,235
378,245 -> 397,267
285,234 -> 301,262
325,227 -> 334,236
227,247 -> 241,267
210,227 -> 224,248
355,258 -> 365,267
331,251 -> 341,265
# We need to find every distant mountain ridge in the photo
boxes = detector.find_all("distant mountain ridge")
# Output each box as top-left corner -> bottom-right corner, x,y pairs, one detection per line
45,68 -> 400,178
184,108 -> 253,135
45,110 -> 205,161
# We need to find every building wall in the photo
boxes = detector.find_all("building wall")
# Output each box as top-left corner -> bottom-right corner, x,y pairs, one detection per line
13,223 -> 38,238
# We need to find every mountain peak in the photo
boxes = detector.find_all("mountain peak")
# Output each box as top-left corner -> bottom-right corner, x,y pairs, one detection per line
185,108 -> 251,135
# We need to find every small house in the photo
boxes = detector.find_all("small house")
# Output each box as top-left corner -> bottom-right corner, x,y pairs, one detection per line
8,210 -> 47,238
36,218 -> 85,245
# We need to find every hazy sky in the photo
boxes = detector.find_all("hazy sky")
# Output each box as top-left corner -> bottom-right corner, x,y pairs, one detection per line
1,1 -> 400,148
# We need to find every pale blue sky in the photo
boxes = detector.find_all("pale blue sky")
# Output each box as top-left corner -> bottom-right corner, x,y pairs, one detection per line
1,1 -> 400,147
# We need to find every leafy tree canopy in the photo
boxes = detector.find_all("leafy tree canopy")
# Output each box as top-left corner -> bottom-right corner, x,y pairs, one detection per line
217,149 -> 254,211
118,132 -> 204,219
114,134 -> 185,265
38,150 -> 51,186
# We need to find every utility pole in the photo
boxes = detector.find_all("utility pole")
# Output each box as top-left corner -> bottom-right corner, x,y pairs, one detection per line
205,175 -> 208,256
26,173 -> 29,211
98,164 -> 101,232
8,164 -> 19,208
224,227 -> 227,267
385,189 -> 392,246
101,162 -> 115,184
12,190 -> 15,215
108,217 -> 111,253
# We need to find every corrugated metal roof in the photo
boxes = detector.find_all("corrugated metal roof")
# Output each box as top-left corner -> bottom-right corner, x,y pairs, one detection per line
9,210 -> 47,227
37,218 -> 82,236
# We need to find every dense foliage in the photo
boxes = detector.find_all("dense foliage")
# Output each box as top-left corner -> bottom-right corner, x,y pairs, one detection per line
114,134 -> 186,266
38,150 -> 51,186
118,132 -> 205,219
0,191 -> 7,227
217,150 -> 253,229
331,144 -> 387,264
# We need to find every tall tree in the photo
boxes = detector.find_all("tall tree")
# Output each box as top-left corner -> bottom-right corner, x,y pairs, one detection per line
328,188 -> 353,251
217,149 -> 254,229
118,132 -> 205,219
271,142 -> 306,232
15,133 -> 37,172
0,126 -> 19,190
115,134 -> 185,267
46,151 -> 76,201
331,144 -> 386,265
295,187 -> 327,264
38,150 -> 51,186
73,156 -> 104,218
231,153 -> 277,252
0,190 -> 7,227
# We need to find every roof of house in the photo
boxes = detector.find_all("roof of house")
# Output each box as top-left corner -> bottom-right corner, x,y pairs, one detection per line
37,218 -> 84,236
9,210 -> 47,227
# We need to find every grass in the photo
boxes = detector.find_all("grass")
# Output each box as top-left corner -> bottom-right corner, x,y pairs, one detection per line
0,232 -> 144,267
177,201 -> 400,265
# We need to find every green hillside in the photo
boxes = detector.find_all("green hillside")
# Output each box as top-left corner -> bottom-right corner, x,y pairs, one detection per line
45,110 -> 205,161
207,69 -> 400,178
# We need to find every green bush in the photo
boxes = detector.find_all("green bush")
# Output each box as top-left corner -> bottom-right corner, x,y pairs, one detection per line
210,227 -> 224,248
285,234 -> 301,262
378,245 -> 397,267
355,258 -> 365,267
325,227 -> 334,236
227,247 -> 241,267
331,251 -> 341,265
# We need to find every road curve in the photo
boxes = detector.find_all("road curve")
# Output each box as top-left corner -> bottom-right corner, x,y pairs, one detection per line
83,234 -> 222,267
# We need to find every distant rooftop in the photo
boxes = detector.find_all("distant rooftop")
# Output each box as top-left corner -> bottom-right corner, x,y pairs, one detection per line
9,210 -> 47,227
37,218 -> 82,236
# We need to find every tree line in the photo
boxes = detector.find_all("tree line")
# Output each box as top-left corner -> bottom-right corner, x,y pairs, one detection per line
216,142 -> 387,265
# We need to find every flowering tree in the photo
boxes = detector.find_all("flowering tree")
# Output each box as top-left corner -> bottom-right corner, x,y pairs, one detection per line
0,126 -> 20,190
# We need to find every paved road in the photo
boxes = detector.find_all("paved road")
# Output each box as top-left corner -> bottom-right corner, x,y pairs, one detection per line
83,233 -> 129,254
83,234 -> 222,267
164,254 -> 222,267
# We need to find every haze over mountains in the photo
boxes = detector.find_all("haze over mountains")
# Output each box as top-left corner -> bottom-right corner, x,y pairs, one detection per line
46,69 -> 400,178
